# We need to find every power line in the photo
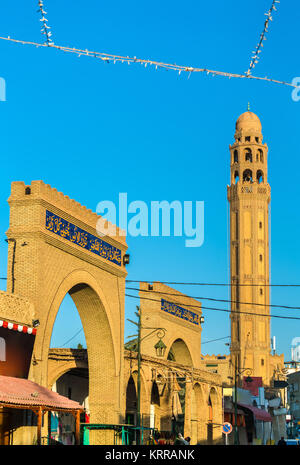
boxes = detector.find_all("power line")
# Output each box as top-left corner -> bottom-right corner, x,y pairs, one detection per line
126,279 -> 300,287
126,286 -> 300,311
125,293 -> 300,321
202,336 -> 230,345
246,0 -> 280,75
60,327 -> 83,348
0,35 -> 297,90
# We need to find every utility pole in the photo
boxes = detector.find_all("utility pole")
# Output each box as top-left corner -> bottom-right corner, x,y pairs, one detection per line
127,306 -> 167,446
136,305 -> 141,445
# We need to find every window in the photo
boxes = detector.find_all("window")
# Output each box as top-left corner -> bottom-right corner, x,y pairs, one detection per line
260,288 -> 263,295
25,187 -> 31,195
261,359 -> 265,366
259,221 -> 263,229
257,170 -> 264,183
245,136 -> 251,142
255,137 -> 259,143
243,169 -> 253,182
259,254 -> 263,262
0,337 -> 6,361
258,149 -> 263,163
245,149 -> 252,162
234,150 -> 238,163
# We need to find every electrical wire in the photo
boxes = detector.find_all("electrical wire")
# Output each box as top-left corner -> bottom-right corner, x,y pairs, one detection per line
125,292 -> 300,321
59,327 -> 83,348
126,279 -> 300,287
126,286 -> 300,311
202,336 -> 230,345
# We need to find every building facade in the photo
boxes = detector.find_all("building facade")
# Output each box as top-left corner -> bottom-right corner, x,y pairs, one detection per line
227,110 -> 284,385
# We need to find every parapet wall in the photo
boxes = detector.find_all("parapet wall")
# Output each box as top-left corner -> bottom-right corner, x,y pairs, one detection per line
8,181 -> 126,245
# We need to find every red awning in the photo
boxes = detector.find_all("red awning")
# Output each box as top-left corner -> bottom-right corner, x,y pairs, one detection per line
0,375 -> 84,411
238,403 -> 272,422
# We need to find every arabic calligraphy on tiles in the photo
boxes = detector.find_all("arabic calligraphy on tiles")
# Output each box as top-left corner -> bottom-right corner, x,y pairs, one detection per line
45,210 -> 121,266
161,299 -> 200,326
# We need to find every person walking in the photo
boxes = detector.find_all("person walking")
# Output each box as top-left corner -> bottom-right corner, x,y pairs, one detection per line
277,437 -> 287,446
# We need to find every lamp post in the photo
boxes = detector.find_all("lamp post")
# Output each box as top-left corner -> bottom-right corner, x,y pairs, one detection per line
127,306 -> 167,445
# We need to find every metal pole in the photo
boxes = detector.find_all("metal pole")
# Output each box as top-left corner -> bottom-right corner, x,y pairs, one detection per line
137,306 -> 141,445
234,363 -> 239,445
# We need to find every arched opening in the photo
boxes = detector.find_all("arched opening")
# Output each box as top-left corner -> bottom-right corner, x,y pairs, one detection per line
233,150 -> 238,163
125,375 -> 137,444
51,367 -> 89,445
257,170 -> 264,183
245,148 -> 252,162
150,381 -> 160,431
243,169 -> 253,182
234,171 -> 239,185
258,149 -> 263,163
207,387 -> 219,445
50,293 -> 87,350
167,338 -> 193,367
125,375 -> 137,426
45,276 -> 117,444
191,383 -> 204,445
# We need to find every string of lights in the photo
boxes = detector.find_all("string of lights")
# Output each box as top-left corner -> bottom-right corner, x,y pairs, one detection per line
125,293 -> 300,321
37,0 -> 54,45
246,0 -> 280,75
126,286 -> 300,311
0,35 -> 297,89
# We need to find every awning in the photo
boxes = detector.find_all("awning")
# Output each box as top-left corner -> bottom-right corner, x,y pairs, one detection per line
0,375 -> 84,411
0,375 -> 83,445
238,402 -> 272,422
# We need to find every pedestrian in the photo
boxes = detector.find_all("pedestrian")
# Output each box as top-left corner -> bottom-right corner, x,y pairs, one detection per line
184,436 -> 191,445
174,432 -> 185,445
277,436 -> 287,446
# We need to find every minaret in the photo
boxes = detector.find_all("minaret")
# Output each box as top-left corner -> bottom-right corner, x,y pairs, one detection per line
227,109 -> 272,385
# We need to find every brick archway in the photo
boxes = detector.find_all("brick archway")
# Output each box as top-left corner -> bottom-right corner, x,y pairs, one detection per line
167,337 -> 194,367
6,181 -> 128,442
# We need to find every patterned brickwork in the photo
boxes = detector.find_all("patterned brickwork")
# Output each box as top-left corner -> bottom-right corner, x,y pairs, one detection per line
5,181 -> 128,444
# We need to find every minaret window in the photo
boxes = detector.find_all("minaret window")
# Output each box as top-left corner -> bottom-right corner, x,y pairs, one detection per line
260,288 -> 263,295
259,254 -> 263,262
245,149 -> 252,162
245,136 -> 251,142
255,137 -> 259,143
259,221 -> 263,229
257,170 -> 264,183
234,171 -> 239,184
243,169 -> 253,182
258,149 -> 264,162
234,150 -> 238,163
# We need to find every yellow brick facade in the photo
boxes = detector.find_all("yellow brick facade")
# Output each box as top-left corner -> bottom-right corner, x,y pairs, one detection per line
227,111 -> 284,384
6,180 -> 128,443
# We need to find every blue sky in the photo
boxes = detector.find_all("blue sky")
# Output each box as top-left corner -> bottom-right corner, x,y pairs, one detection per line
0,0 -> 299,360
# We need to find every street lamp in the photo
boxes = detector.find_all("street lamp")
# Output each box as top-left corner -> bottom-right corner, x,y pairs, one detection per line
154,336 -> 167,357
127,306 -> 167,445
